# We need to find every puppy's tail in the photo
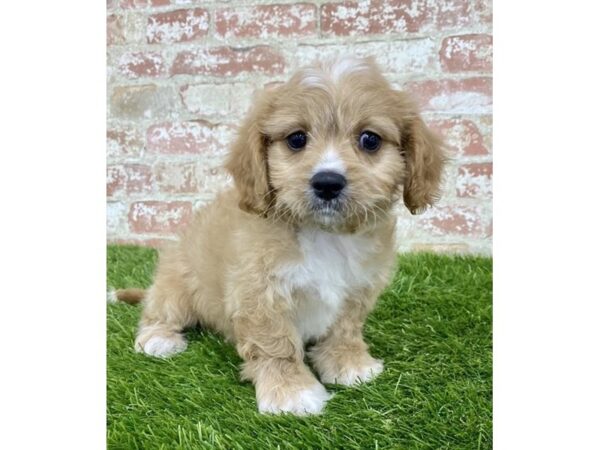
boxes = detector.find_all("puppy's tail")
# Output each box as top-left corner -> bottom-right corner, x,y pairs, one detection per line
107,288 -> 146,305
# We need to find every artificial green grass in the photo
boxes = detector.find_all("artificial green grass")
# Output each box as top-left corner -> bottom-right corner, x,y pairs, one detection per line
107,245 -> 492,450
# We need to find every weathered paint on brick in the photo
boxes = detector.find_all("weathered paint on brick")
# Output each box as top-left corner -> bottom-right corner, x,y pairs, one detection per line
456,163 -> 492,198
427,118 -> 490,156
147,8 -> 209,44
147,121 -> 235,155
321,0 -> 429,36
107,127 -> 145,158
107,164 -> 154,196
171,46 -> 285,77
121,0 -> 170,9
419,205 -> 487,237
440,34 -> 493,72
473,0 -> 493,24
432,0 -> 471,29
320,0 -> 476,37
404,77 -> 492,113
118,52 -> 166,78
215,4 -> 317,39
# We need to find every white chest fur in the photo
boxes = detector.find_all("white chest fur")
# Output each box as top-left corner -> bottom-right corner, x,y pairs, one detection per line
275,228 -> 379,342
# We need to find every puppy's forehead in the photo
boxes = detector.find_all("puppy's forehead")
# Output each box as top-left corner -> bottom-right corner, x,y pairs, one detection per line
283,57 -> 396,114
265,57 -> 399,138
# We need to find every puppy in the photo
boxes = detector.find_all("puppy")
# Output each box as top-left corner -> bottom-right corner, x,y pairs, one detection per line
114,56 -> 445,416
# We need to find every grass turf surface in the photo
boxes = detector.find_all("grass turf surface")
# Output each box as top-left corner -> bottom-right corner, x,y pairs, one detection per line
107,245 -> 492,450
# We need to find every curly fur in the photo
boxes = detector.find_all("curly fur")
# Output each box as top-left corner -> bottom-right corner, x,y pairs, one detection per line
117,56 -> 446,415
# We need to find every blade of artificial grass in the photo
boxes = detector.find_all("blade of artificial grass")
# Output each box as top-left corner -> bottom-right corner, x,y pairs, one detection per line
107,245 -> 492,450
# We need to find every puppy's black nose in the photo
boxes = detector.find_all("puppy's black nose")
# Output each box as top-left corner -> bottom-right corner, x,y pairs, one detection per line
310,171 -> 347,200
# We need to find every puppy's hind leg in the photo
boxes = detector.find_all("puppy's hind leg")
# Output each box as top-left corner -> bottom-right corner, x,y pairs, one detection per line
134,283 -> 195,358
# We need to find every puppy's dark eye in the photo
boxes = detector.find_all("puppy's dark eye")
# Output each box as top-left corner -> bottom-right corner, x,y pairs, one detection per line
358,131 -> 382,153
286,131 -> 307,151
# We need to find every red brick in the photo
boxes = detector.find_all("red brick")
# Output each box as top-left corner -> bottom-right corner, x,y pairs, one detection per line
147,121 -> 234,155
120,0 -> 170,9
320,0 -> 475,36
215,4 -> 317,39
154,162 -> 199,194
473,0 -> 492,24
107,127 -> 145,157
419,205 -> 486,237
456,163 -> 492,198
118,52 -> 166,79
119,0 -> 143,8
147,8 -> 209,44
321,0 -> 428,36
128,201 -> 193,233
440,34 -> 492,72
427,119 -> 489,156
107,164 -> 153,196
171,46 -> 285,77
404,77 -> 492,113
433,0 -> 470,29
107,15 -> 125,46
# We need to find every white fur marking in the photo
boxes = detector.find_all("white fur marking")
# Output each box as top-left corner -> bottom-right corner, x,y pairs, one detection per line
299,56 -> 371,88
258,383 -> 332,415
277,228 -> 379,341
139,335 -> 187,358
330,56 -> 370,82
313,149 -> 346,175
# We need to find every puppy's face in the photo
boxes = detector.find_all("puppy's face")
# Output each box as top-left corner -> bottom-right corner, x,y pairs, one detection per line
226,57 -> 446,233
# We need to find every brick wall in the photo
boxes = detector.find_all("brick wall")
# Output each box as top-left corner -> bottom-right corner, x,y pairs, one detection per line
107,0 -> 493,254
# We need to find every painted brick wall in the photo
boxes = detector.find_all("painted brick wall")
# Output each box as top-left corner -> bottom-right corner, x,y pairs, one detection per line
107,0 -> 493,254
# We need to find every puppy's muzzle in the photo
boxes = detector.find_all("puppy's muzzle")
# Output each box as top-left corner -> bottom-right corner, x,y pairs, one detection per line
310,171 -> 347,201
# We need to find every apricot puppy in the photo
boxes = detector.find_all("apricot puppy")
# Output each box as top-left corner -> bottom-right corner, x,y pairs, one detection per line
116,56 -> 445,415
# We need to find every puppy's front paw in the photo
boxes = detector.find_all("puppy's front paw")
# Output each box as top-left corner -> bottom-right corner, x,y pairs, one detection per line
135,334 -> 187,358
257,383 -> 332,416
319,357 -> 384,386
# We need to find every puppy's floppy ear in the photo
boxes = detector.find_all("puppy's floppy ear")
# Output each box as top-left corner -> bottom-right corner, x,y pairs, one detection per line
225,89 -> 275,214
396,92 -> 447,215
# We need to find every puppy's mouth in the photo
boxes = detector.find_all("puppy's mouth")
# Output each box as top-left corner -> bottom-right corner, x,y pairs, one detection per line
309,196 -> 346,226
311,197 -> 344,214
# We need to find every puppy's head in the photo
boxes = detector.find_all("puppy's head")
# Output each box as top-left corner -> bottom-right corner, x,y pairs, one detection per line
226,56 -> 446,232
